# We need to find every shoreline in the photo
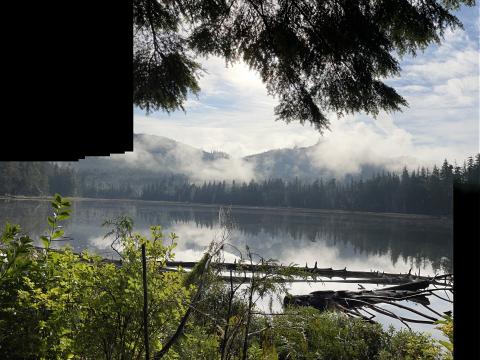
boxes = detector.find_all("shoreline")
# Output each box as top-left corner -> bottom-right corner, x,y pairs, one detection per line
0,194 -> 450,221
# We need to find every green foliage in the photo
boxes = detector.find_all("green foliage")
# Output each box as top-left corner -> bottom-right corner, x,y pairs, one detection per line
42,193 -> 72,249
247,325 -> 278,360
175,326 -> 220,360
70,226 -> 192,359
270,307 -> 444,360
271,307 -> 386,359
435,314 -> 454,359
0,223 -> 33,281
378,328 -> 442,360
0,198 -> 75,358
0,195 -> 192,359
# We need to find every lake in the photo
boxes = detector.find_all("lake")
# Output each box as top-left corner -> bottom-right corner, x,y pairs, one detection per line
0,198 -> 453,339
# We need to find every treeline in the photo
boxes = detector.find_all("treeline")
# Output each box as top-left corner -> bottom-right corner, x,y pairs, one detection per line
1,155 -> 479,216
139,155 -> 479,216
0,162 -> 76,196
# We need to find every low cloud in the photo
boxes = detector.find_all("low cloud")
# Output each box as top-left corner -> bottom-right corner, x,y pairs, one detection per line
106,134 -> 257,183
306,113 -> 471,179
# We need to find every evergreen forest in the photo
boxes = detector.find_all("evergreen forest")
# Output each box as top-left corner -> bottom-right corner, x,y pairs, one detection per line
1,154 -> 478,217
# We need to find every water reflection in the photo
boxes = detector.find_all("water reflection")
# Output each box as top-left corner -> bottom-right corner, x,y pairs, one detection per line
0,199 -> 452,275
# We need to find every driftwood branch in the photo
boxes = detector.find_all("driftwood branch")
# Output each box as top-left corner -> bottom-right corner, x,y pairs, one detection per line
284,280 -> 453,327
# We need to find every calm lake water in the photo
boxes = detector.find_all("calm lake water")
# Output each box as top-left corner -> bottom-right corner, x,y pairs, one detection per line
0,198 -> 453,339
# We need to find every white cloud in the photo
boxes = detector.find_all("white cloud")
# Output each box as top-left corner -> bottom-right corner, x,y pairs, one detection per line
303,113 -> 472,177
108,134 -> 257,182
386,25 -> 479,158
135,114 -> 320,159
402,49 -> 477,82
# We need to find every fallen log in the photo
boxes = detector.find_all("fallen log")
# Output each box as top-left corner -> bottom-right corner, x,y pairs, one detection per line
164,260 -> 445,284
283,280 -> 433,311
212,276 -> 433,285
33,246 -> 452,286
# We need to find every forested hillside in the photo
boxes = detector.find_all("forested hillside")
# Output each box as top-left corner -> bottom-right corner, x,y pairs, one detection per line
138,156 -> 479,216
0,162 -> 76,196
1,154 -> 478,216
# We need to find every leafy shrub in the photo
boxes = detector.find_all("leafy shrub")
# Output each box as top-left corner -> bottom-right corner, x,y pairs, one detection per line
271,307 -> 387,359
378,328 -> 442,360
435,314 -> 453,359
269,307 -> 445,360
0,195 -> 192,359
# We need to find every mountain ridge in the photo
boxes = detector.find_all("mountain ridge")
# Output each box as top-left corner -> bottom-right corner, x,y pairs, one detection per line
73,133 -> 412,184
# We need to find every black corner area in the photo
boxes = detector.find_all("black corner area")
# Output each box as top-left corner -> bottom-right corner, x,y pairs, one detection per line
453,182 -> 480,359
1,1 -> 133,161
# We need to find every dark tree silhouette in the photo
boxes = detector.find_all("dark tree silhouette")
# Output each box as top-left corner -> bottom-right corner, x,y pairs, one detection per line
133,0 -> 474,131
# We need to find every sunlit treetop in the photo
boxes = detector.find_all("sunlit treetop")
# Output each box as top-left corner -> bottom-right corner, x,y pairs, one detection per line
133,0 -> 475,132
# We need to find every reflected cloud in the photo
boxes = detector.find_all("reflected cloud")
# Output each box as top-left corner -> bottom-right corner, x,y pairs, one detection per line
0,199 -> 452,276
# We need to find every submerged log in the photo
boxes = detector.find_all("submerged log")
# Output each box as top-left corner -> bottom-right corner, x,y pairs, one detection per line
283,280 -> 432,311
213,275 -> 432,285
34,246 -> 452,286
165,260 -> 441,283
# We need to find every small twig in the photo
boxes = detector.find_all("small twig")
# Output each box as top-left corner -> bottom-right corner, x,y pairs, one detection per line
428,291 -> 453,303
350,296 -> 438,321
366,305 -> 412,330
420,303 -> 444,318
336,304 -> 377,324
248,326 -> 269,338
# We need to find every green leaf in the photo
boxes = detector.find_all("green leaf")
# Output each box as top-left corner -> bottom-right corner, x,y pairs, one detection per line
40,235 -> 50,248
52,229 -> 65,240
439,340 -> 453,351
47,216 -> 55,228
51,201 -> 60,209
57,211 -> 70,221
19,235 -> 33,247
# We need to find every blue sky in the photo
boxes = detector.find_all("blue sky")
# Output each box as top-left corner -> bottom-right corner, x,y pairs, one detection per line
134,5 -> 479,170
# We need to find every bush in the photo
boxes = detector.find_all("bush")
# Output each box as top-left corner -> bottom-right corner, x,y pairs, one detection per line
271,307 -> 387,359
435,314 -> 453,359
378,328 -> 442,360
0,195 -> 192,359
